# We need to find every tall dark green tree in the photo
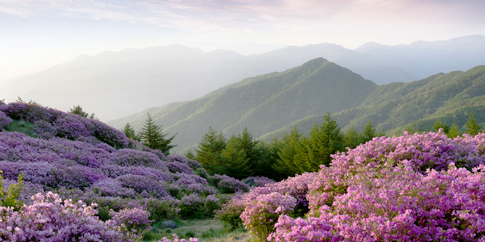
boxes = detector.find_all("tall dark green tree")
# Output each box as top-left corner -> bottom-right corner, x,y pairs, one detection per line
447,122 -> 462,138
195,127 -> 226,174
433,119 -> 450,133
123,122 -> 139,141
465,112 -> 482,136
296,112 -> 344,172
361,121 -> 377,144
220,135 -> 251,179
273,127 -> 304,177
344,126 -> 361,150
139,112 -> 176,154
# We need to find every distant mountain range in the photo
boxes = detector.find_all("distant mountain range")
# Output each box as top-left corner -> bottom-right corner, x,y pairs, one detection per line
3,35 -> 485,121
108,58 -> 485,153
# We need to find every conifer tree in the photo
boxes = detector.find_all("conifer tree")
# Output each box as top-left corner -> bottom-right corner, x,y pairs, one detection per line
297,112 -> 344,172
220,135 -> 251,179
69,105 -> 89,118
465,112 -> 482,136
273,127 -> 304,177
139,112 -> 176,154
123,122 -> 138,141
195,127 -> 226,174
447,122 -> 462,138
361,121 -> 377,144
433,119 -> 450,133
344,126 -> 361,149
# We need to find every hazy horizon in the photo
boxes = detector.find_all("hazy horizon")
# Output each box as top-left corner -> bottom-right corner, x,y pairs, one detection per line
1,0 -> 485,82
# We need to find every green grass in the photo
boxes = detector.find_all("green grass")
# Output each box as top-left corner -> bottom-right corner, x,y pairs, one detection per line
6,119 -> 35,137
143,219 -> 253,242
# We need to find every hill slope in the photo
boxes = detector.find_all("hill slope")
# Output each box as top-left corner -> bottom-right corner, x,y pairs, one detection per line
108,58 -> 378,152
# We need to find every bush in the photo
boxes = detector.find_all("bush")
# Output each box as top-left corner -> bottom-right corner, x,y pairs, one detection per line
178,194 -> 205,219
240,192 -> 296,241
0,111 -> 12,130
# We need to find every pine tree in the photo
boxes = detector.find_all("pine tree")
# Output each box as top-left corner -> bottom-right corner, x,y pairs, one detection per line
123,122 -> 138,140
195,127 -> 226,174
220,135 -> 251,179
344,126 -> 361,149
465,112 -> 482,136
139,112 -> 176,154
69,105 -> 89,118
433,119 -> 450,133
447,122 -> 462,138
297,112 -> 344,172
273,127 -> 304,177
361,121 -> 377,144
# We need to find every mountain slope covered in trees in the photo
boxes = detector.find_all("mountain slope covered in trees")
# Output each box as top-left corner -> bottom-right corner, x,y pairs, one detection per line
110,59 -> 485,153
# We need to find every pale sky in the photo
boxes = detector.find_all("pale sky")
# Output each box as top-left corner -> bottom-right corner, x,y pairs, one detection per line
1,0 -> 484,82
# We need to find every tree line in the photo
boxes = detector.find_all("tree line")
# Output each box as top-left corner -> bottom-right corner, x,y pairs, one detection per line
190,113 -> 384,180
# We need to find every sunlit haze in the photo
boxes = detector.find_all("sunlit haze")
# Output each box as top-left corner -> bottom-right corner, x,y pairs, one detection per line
1,0 -> 484,82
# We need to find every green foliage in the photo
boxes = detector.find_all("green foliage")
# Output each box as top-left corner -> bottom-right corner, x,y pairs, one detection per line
433,119 -> 450,133
220,135 -> 251,179
344,126 -> 361,149
0,171 -> 24,211
195,127 -> 227,175
295,113 -> 344,172
68,105 -> 96,119
139,112 -> 176,155
361,121 -> 377,144
465,112 -> 482,136
447,122 -> 462,138
123,122 -> 139,141
273,127 -> 304,178
5,120 -> 35,137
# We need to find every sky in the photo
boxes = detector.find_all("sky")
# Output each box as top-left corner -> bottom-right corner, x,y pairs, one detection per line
1,0 -> 485,82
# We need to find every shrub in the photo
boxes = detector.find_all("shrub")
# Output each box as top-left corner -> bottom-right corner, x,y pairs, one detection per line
212,174 -> 249,193
110,207 -> 152,234
240,192 -> 297,241
178,194 -> 205,219
0,192 -> 135,241
0,111 -> 12,130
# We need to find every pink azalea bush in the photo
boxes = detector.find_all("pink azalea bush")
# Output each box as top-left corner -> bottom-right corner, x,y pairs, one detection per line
0,192 -> 136,241
240,192 -> 297,241
159,234 -> 198,242
234,131 -> 485,242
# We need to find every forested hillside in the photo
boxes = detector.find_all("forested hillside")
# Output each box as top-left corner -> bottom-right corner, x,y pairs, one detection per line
110,58 -> 485,153
109,58 -> 378,152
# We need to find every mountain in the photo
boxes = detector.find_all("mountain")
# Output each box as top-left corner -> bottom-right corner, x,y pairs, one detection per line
261,65 -> 485,140
110,60 -> 485,153
108,58 -> 378,152
355,35 -> 485,79
1,44 -> 412,121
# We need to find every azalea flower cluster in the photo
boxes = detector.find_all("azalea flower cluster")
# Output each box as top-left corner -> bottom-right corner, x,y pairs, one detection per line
0,111 -> 11,131
0,102 -> 129,147
0,192 -> 140,241
212,173 -> 250,193
234,131 -> 485,241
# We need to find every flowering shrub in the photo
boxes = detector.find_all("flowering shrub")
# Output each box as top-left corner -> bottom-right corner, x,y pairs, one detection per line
110,207 -> 153,234
245,176 -> 275,187
240,192 -> 297,241
0,111 -> 12,130
178,193 -> 205,218
167,161 -> 194,174
32,119 -> 58,139
0,192 -> 135,241
204,194 -> 221,216
212,174 -> 249,193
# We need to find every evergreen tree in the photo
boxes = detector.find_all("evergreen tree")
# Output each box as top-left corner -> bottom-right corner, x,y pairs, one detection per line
220,135 -> 251,179
433,119 -> 450,133
139,112 -> 176,154
465,112 -> 482,136
195,127 -> 226,174
69,105 -> 89,118
361,121 -> 377,144
296,113 -> 344,172
184,149 -> 196,160
447,122 -> 462,138
123,122 -> 138,141
273,127 -> 304,178
344,126 -> 361,149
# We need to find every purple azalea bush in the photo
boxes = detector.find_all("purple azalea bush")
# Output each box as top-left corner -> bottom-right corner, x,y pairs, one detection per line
0,111 -> 12,131
231,131 -> 485,241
